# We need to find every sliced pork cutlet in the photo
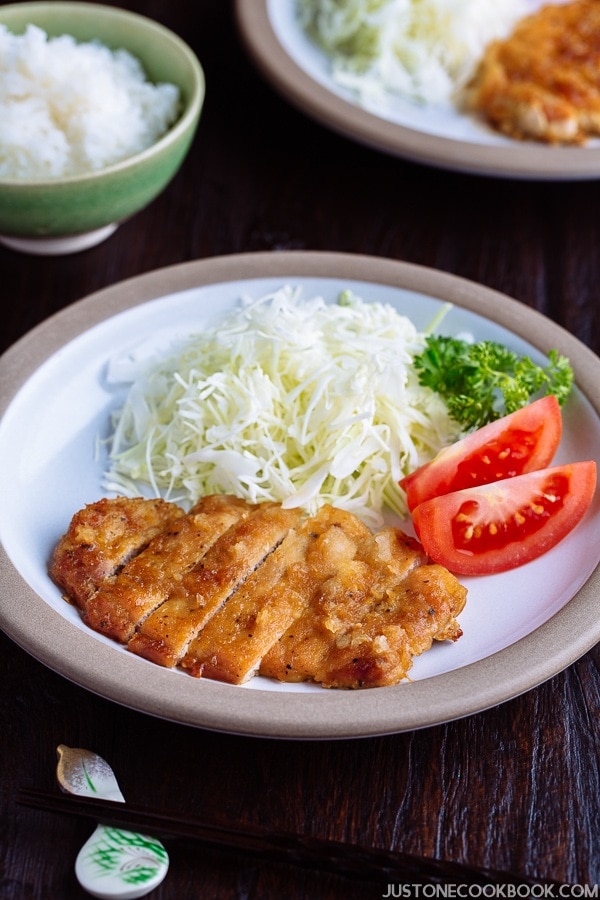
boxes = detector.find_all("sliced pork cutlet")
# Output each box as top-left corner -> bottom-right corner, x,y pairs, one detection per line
181,504 -> 364,683
83,495 -> 255,643
127,503 -> 302,668
466,0 -> 600,144
259,504 -> 382,683
260,523 -> 466,689
308,562 -> 467,690
49,496 -> 185,610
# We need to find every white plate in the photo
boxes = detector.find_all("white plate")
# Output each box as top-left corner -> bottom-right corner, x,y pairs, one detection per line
0,251 -> 599,738
235,0 -> 600,180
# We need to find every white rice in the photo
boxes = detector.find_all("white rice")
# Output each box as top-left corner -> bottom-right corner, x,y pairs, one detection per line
298,0 -> 530,107
0,24 -> 181,179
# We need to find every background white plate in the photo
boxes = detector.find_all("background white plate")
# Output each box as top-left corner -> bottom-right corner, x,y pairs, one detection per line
0,251 -> 599,738
235,0 -> 600,180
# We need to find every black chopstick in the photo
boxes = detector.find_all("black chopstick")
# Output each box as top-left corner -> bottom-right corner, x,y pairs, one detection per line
17,787 -> 559,887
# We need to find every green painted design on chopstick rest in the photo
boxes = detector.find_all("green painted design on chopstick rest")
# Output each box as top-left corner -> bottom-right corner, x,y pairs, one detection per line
81,761 -> 98,794
84,827 -> 168,885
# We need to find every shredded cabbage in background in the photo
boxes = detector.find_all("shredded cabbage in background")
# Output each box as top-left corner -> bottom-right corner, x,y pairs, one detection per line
297,0 -> 529,107
103,286 -> 460,528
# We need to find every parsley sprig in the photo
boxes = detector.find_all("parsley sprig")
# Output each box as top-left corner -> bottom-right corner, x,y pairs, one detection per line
414,336 -> 574,430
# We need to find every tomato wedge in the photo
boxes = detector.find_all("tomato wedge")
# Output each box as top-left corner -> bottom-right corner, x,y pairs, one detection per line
411,461 -> 597,575
400,395 -> 562,512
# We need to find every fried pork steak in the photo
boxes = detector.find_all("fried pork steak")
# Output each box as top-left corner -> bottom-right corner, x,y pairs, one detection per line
466,0 -> 600,144
50,495 -> 467,689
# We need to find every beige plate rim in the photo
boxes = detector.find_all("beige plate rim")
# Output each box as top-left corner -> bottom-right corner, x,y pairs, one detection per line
0,250 -> 599,739
234,0 -> 600,181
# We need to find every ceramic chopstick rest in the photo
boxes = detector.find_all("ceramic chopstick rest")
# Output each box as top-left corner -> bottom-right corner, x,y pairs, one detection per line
56,745 -> 169,899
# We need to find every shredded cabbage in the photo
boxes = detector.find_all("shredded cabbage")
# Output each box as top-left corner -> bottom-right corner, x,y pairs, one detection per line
297,0 -> 529,107
103,286 -> 460,528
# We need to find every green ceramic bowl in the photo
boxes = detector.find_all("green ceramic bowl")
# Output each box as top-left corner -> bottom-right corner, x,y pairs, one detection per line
0,2 -> 205,255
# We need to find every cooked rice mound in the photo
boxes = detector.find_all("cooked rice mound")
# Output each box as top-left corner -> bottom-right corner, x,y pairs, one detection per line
0,24 -> 180,179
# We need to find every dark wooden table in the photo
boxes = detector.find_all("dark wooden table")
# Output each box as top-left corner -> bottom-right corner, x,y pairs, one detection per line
1,1 -> 599,897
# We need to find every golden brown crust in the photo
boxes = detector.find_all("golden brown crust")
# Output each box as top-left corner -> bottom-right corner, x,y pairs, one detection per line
181,504 -> 367,683
49,496 -> 185,609
180,524 -> 314,683
50,495 -> 467,690
127,503 -> 302,667
467,0 -> 600,144
259,520 -> 465,690
83,495 -> 256,643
